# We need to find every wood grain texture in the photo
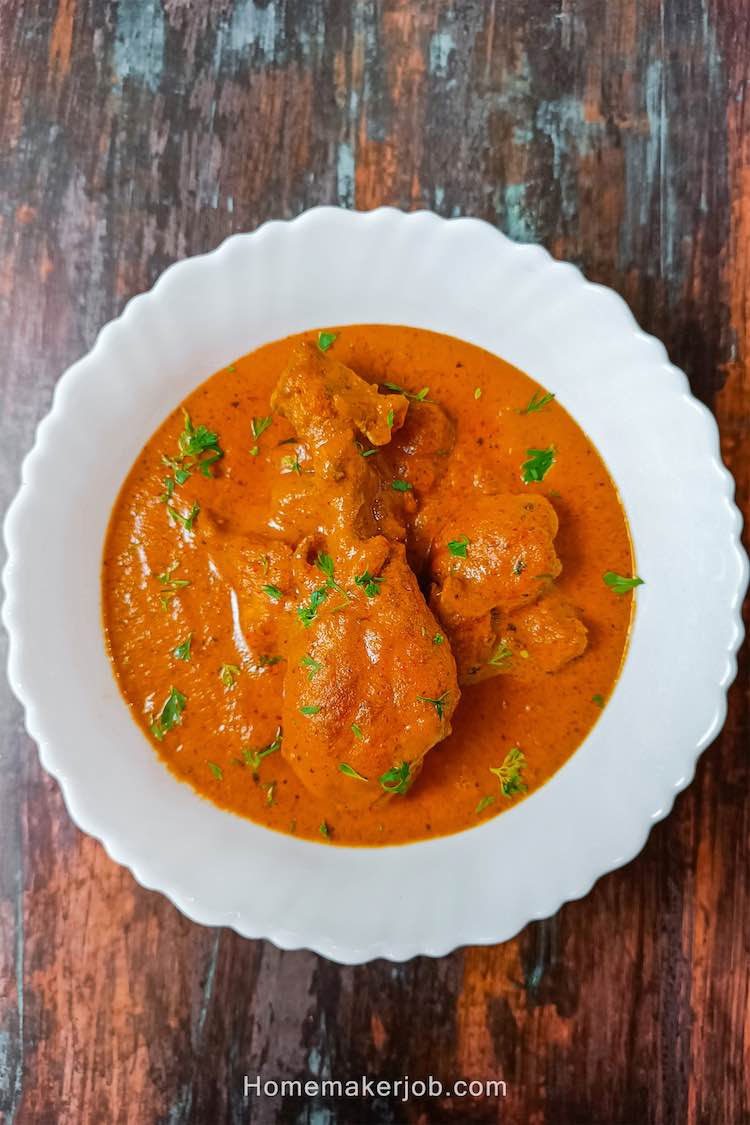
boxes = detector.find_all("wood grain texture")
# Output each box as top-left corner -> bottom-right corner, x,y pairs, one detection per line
0,1 -> 747,1123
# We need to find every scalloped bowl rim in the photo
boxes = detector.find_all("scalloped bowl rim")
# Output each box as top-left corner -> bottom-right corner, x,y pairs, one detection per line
2,206 -> 747,963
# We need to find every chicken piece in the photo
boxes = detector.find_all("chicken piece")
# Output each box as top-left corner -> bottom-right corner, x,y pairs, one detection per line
270,342 -> 459,807
429,494 -> 562,621
270,341 -> 408,544
283,541 -> 457,808
492,588 -> 588,680
450,588 -> 588,684
378,399 -> 455,497
377,399 -> 456,569
425,493 -> 587,684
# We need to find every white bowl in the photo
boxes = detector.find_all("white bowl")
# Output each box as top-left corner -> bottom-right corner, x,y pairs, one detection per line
3,207 -> 747,963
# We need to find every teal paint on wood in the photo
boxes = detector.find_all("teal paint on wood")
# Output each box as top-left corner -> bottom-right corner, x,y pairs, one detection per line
113,0 -> 166,90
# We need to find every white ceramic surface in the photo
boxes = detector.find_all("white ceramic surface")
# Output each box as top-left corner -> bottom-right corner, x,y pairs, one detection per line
3,207 -> 747,964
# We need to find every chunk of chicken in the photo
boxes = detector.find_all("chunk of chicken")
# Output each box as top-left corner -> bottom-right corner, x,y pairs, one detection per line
429,494 -> 562,620
491,587 -> 588,680
284,541 -> 457,808
448,588 -> 588,684
378,399 -> 455,497
270,342 -> 459,806
269,341 -> 408,544
424,493 -> 587,684
377,399 -> 456,569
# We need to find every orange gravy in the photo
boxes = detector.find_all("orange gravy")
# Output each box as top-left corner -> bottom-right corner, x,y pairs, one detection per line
102,326 -> 634,845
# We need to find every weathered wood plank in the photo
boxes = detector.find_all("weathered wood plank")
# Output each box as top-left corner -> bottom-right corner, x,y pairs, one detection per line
0,2 -> 747,1123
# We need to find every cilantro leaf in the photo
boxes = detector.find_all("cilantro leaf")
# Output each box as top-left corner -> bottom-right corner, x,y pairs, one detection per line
339,763 -> 368,781
261,584 -> 284,602
519,390 -> 555,414
173,633 -> 192,662
488,643 -> 512,668
219,663 -> 241,688
249,416 -> 273,456
297,586 -> 328,628
448,535 -> 470,558
167,501 -> 200,531
521,446 -> 555,484
490,748 -> 527,799
417,691 -> 450,721
475,794 -> 496,815
318,330 -> 338,352
603,571 -> 644,595
242,728 -> 282,770
354,569 -> 384,597
150,686 -> 186,741
379,761 -> 411,795
301,654 -> 322,680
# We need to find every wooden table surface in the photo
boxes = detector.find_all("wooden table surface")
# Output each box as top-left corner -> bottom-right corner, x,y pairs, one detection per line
1,2 -> 749,1123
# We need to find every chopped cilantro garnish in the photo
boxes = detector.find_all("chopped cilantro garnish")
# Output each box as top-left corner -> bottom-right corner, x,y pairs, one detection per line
417,691 -> 450,720
249,416 -> 273,456
301,654 -> 322,680
318,330 -> 338,352
261,584 -> 284,602
315,552 -> 335,581
315,551 -> 348,598
447,535 -> 469,558
242,728 -> 282,770
154,562 -> 191,610
281,453 -> 302,474
354,569 -> 384,597
173,633 -> 192,662
521,446 -> 555,484
603,571 -> 644,594
490,748 -> 527,798
150,686 -> 186,741
339,763 -> 368,781
519,390 -> 555,414
159,410 -> 223,503
383,381 -> 429,402
167,500 -> 200,531
219,663 -> 241,688
379,762 -> 411,795
297,586 -> 328,628
488,643 -> 512,668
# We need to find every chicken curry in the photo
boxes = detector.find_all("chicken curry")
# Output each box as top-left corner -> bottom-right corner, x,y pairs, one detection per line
102,325 -> 637,846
